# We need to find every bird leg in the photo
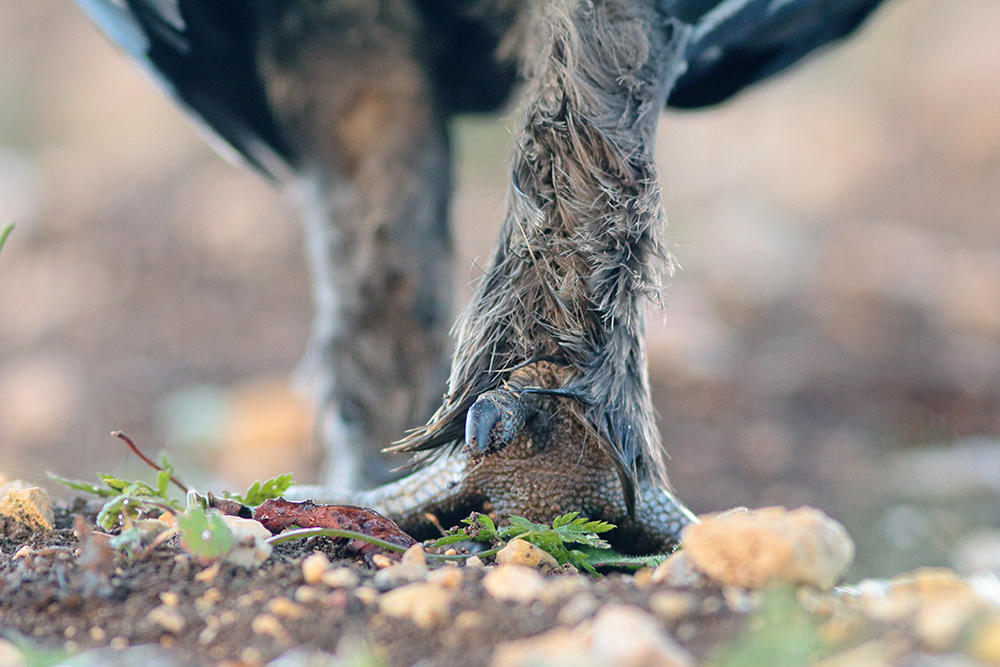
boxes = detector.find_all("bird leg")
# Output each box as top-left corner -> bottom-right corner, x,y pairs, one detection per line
293,0 -> 698,553
256,1 -> 454,491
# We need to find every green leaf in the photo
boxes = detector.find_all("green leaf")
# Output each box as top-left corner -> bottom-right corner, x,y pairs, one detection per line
156,470 -> 171,497
0,222 -> 13,256
232,473 -> 294,506
427,511 -> 624,573
177,506 -> 233,562
96,474 -> 129,493
47,473 -> 118,498
575,546 -> 667,570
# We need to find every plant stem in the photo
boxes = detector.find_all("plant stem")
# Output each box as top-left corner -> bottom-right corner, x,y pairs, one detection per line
113,431 -> 190,493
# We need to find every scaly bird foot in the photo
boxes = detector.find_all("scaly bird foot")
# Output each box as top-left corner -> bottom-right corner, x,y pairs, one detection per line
291,361 -> 696,554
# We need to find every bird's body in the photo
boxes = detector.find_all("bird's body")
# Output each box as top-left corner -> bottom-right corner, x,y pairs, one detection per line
75,0 -> 887,551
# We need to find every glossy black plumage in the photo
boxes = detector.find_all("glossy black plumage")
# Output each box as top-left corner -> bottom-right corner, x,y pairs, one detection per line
76,0 -> 887,179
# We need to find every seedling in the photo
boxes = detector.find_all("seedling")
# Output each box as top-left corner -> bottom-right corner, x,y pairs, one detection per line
430,511 -> 664,572
0,222 -> 13,255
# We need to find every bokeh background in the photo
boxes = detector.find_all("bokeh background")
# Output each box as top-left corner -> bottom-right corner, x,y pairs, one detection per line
1,0 -> 998,578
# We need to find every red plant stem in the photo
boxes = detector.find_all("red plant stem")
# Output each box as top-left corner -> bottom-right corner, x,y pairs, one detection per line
112,431 -> 189,493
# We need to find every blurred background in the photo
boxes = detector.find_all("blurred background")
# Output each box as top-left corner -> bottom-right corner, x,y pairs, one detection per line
1,0 -> 997,578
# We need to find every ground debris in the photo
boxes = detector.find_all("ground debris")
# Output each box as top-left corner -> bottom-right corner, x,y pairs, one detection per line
2,500 -> 1000,667
252,498 -> 417,562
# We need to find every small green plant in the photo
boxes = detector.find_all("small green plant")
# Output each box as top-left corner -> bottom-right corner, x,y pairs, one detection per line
0,222 -> 13,255
50,464 -> 182,531
177,497 -> 234,563
225,472 -> 294,505
430,511 -> 663,573
49,431 -> 296,565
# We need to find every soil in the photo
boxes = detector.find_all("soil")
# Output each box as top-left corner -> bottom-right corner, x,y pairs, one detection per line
3,498 -> 997,667
0,500 -> 742,667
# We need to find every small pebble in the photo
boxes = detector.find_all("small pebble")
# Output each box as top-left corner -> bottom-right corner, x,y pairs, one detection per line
649,591 -> 697,620
377,582 -> 452,628
541,574 -> 589,603
194,587 -> 223,614
199,621 -> 219,646
589,604 -> 695,667
371,554 -> 393,569
301,552 -> 331,585
556,591 -> 599,625
483,565 -> 548,604
632,567 -> 654,587
241,646 -> 263,665
354,587 -> 379,605
651,551 -> 703,588
496,539 -> 559,572
402,543 -> 427,568
321,567 -> 361,589
492,604 -> 694,667
426,567 -> 463,589
220,515 -> 273,567
294,586 -> 321,604
267,597 -> 306,620
373,555 -> 429,589
147,605 -> 185,634
195,563 -> 221,582
252,614 -> 290,644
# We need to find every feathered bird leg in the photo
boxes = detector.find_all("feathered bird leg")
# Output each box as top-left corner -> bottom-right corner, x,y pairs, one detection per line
255,1 -> 454,491
294,0 -> 697,553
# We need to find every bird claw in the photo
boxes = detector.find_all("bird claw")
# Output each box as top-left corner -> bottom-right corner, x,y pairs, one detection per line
464,388 -> 528,455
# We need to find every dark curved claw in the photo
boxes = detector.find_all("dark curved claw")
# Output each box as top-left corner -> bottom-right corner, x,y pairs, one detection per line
464,389 -> 527,455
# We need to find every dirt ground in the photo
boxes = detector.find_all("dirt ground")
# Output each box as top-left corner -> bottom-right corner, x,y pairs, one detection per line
2,498 -> 1000,667
0,500 -> 730,667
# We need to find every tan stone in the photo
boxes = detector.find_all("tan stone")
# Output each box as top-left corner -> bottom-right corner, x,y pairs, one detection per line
491,604 -> 693,667
682,506 -> 854,589
301,552 -> 331,584
651,551 -> 703,588
648,591 -> 697,621
267,597 -> 306,620
491,626 -> 589,667
0,486 -> 54,533
373,545 -> 429,588
556,591 -> 599,625
589,604 -> 695,667
482,565 -> 548,603
321,567 -> 360,589
376,582 -> 452,628
426,566 -> 463,589
147,605 -> 185,634
496,538 -> 559,572
251,614 -> 290,644
220,515 -> 272,567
